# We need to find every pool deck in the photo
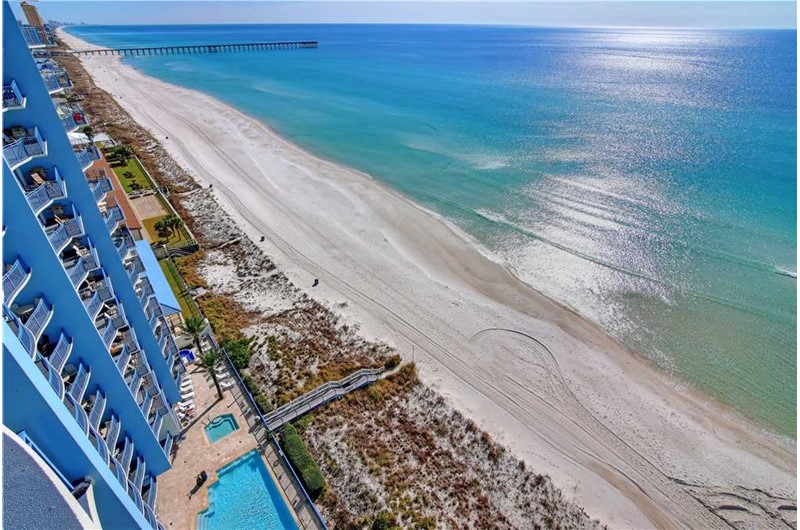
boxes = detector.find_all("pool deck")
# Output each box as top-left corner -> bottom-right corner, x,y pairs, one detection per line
156,359 -> 325,530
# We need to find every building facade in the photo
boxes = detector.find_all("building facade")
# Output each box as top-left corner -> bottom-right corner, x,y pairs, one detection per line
2,3 -> 185,528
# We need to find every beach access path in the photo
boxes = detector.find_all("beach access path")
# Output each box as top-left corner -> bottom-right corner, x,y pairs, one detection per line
60,29 -> 796,529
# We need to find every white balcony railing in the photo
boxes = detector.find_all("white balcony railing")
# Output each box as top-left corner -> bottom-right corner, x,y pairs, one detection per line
3,128 -> 45,170
3,80 -> 25,111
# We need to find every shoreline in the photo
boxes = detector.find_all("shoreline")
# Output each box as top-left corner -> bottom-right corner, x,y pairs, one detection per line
60,27 -> 796,528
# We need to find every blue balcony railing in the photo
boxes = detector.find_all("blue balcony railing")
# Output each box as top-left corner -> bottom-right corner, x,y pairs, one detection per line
3,258 -> 31,307
26,168 -> 66,214
65,393 -> 89,435
66,249 -> 99,288
25,298 -> 53,345
100,314 -> 125,348
36,351 -> 65,399
75,145 -> 100,170
115,232 -> 135,261
104,205 -> 125,234
20,25 -> 43,48
3,128 -> 45,169
3,305 -> 36,358
41,70 -> 72,93
3,80 -> 24,110
89,176 -> 112,204
47,216 -> 83,254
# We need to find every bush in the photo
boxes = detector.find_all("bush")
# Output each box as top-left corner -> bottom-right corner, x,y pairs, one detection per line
224,337 -> 253,370
255,394 -> 274,414
384,354 -> 401,370
242,374 -> 260,396
280,424 -> 325,500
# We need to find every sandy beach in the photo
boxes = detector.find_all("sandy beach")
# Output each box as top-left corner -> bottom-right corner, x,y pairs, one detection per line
60,29 -> 796,528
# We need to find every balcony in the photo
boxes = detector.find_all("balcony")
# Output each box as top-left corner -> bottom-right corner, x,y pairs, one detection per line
3,80 -> 25,111
3,127 -> 46,170
65,245 -> 100,288
45,215 -> 84,254
137,278 -> 155,308
81,278 -> 115,321
57,104 -> 87,133
104,415 -> 121,452
34,351 -> 66,399
7,298 -> 53,357
23,167 -> 67,215
88,172 -> 112,204
162,433 -> 174,459
63,364 -> 91,435
41,69 -> 72,94
98,309 -> 127,348
127,256 -> 145,285
20,25 -> 44,48
114,231 -> 135,261
74,145 -> 100,170
34,333 -> 72,399
3,258 -> 31,307
103,205 -> 125,234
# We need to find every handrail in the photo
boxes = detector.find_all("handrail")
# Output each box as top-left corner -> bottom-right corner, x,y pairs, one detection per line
264,368 -> 383,429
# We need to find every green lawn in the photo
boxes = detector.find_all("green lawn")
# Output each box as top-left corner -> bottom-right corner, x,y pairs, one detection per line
110,157 -> 153,193
158,258 -> 200,318
143,215 -> 191,248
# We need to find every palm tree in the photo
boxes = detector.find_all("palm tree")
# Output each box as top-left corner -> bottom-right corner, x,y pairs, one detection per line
197,350 -> 224,400
168,215 -> 184,240
184,316 -> 206,355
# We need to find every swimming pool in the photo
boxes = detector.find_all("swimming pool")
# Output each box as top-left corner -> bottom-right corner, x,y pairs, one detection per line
204,414 -> 239,443
197,450 -> 298,530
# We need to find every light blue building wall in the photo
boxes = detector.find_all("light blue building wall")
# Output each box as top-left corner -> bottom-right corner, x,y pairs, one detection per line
3,3 -> 186,528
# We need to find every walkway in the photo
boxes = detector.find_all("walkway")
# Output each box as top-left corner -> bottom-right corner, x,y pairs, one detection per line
265,368 -> 385,431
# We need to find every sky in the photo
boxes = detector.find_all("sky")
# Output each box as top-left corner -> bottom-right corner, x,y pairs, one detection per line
10,0 -> 798,28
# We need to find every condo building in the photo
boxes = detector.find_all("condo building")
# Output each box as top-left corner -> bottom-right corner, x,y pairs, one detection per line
2,3 -> 185,529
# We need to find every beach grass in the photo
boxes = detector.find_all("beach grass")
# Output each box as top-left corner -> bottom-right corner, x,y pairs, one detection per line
110,156 -> 153,193
158,258 -> 201,318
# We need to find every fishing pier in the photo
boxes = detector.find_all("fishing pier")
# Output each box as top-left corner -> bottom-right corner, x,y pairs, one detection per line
71,41 -> 318,57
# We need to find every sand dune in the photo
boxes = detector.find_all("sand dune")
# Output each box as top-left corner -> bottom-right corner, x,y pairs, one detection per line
60,29 -> 796,528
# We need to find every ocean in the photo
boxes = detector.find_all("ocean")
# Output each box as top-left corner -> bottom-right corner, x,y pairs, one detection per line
67,24 -> 797,436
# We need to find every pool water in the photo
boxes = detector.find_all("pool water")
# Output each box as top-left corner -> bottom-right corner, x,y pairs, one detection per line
197,450 -> 298,530
204,414 -> 239,443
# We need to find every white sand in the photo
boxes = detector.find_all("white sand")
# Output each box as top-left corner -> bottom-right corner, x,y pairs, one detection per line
61,30 -> 795,528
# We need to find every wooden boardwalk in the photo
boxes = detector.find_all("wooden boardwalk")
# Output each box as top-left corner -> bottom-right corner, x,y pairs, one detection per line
265,368 -> 385,430
72,41 -> 318,57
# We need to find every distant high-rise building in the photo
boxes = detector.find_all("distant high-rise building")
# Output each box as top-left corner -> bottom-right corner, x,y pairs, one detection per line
20,1 -> 44,27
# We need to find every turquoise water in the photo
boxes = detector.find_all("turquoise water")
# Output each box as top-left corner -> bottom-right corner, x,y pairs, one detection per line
68,25 -> 797,436
205,413 -> 239,443
197,450 -> 298,530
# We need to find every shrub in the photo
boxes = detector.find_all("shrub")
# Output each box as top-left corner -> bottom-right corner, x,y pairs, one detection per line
242,374 -> 260,397
280,424 -> 325,500
384,354 -> 401,370
255,394 -> 274,414
224,337 -> 253,369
